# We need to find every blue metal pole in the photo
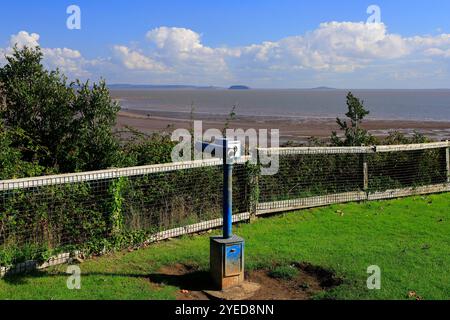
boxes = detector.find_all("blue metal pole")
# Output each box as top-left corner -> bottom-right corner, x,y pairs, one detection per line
223,139 -> 233,239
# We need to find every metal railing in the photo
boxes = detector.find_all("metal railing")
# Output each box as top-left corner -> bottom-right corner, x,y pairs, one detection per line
257,141 -> 450,214
0,142 -> 449,276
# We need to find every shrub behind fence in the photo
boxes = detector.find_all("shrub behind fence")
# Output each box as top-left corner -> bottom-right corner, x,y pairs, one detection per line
0,142 -> 449,273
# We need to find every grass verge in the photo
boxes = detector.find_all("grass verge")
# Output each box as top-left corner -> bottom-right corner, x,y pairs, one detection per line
0,193 -> 448,300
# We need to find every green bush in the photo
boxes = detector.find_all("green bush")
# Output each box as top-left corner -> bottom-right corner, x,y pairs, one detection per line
119,128 -> 176,167
0,46 -> 121,173
0,122 -> 50,179
0,162 -> 252,267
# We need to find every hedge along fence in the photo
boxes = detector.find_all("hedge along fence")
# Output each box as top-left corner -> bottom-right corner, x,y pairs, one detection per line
1,142 -> 449,276
0,157 -> 252,275
256,141 -> 450,213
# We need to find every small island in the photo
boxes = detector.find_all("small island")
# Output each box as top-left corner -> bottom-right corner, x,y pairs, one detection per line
311,86 -> 336,90
228,85 -> 250,90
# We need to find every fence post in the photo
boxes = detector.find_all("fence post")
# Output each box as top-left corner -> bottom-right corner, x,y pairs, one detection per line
363,154 -> 369,191
446,141 -> 450,183
249,173 -> 259,223
361,148 -> 369,192
248,150 -> 260,223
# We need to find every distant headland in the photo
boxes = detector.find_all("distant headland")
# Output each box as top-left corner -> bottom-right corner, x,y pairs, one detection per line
228,85 -> 250,90
108,84 -> 219,90
310,86 -> 337,90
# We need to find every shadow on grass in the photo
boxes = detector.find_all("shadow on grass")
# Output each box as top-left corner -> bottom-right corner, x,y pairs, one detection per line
1,270 -> 52,285
1,269 -> 147,286
148,271 -> 214,291
2,268 -> 214,292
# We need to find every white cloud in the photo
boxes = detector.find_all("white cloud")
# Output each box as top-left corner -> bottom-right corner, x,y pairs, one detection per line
146,27 -> 204,52
41,47 -> 89,77
111,22 -> 450,86
1,31 -> 94,78
407,34 -> 450,49
424,48 -> 450,58
235,22 -> 411,73
9,31 -> 40,48
113,45 -> 167,72
0,48 -> 5,65
144,26 -> 231,78
3,24 -> 450,87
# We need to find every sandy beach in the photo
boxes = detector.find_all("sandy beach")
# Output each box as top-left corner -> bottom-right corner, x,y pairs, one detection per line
117,109 -> 450,143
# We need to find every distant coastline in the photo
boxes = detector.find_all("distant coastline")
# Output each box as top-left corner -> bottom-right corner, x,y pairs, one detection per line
311,86 -> 337,90
108,83 -> 450,90
108,84 -> 220,90
110,88 -> 450,122
229,85 -> 250,90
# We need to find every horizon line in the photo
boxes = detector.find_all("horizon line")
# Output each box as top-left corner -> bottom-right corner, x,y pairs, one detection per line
107,84 -> 450,90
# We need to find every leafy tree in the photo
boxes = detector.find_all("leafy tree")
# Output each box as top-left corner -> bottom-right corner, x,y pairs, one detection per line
331,92 -> 376,146
0,121 -> 49,179
64,80 -> 121,171
0,46 -> 120,172
119,127 -> 176,166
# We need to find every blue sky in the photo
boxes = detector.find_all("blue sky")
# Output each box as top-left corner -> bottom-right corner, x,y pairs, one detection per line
1,0 -> 450,88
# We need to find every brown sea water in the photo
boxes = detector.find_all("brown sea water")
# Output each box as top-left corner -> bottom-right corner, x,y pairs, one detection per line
111,89 -> 450,122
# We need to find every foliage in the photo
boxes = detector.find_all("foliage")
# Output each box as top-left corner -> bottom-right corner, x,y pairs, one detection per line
0,46 -> 120,173
244,162 -> 261,215
383,130 -> 430,145
0,122 -> 50,179
259,153 -> 366,202
109,177 -> 127,236
222,104 -> 237,135
63,80 -> 121,172
367,148 -> 446,191
0,162 -> 251,267
331,92 -> 376,146
119,127 -> 176,166
0,182 -> 108,266
0,243 -> 54,266
366,131 -> 442,192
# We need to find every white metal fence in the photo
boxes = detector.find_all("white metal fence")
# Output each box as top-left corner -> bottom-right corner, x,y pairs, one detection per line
257,141 -> 450,214
1,141 -> 449,276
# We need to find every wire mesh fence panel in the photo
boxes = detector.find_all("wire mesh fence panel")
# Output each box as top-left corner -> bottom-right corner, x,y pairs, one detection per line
120,163 -> 250,239
256,144 -> 450,213
257,149 -> 367,213
367,148 -> 448,191
121,167 -> 223,234
0,179 -> 111,267
0,142 -> 449,272
259,153 -> 365,201
367,147 -> 449,200
0,159 -> 251,270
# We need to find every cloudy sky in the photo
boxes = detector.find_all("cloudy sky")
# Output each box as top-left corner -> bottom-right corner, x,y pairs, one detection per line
1,0 -> 450,88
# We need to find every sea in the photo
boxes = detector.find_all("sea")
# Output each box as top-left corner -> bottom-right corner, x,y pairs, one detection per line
110,89 -> 450,122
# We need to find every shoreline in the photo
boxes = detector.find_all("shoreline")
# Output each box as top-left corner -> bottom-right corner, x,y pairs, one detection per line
117,109 -> 450,143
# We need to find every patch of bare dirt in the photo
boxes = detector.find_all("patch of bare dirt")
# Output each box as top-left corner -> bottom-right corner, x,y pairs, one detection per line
148,262 -> 342,300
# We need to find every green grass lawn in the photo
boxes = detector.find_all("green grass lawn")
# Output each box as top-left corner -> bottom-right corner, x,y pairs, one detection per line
0,193 -> 449,300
